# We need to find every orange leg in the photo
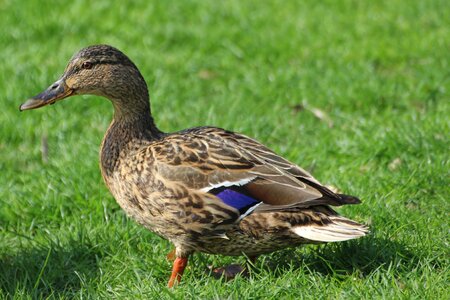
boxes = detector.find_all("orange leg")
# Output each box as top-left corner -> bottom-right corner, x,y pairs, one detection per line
167,257 -> 188,288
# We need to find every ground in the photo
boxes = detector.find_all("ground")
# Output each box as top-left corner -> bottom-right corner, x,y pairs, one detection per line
0,0 -> 448,299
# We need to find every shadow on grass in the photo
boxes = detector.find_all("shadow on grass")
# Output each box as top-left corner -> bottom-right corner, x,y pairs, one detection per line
0,233 -> 431,294
258,235 -> 421,278
0,241 -> 101,298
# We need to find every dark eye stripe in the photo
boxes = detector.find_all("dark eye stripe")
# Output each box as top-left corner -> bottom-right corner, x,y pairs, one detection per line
65,59 -> 132,77
78,60 -> 128,70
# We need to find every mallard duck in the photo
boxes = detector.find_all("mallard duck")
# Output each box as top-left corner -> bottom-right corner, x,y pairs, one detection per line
20,45 -> 367,287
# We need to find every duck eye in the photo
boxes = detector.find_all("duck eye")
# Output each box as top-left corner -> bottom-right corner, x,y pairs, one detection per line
82,61 -> 93,69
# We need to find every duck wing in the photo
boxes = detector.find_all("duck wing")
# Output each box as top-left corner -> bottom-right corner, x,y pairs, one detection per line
151,127 -> 359,219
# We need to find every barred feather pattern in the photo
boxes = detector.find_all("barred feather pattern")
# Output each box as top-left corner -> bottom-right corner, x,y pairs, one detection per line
22,45 -> 368,285
101,124 -> 368,257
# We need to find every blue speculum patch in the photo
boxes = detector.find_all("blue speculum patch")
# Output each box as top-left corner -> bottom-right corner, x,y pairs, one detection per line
215,188 -> 260,214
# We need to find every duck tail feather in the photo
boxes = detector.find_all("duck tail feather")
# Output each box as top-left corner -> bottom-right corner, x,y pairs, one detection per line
337,194 -> 362,205
291,217 -> 368,242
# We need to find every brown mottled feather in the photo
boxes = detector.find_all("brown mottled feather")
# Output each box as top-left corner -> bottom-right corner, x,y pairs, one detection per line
23,45 -> 368,284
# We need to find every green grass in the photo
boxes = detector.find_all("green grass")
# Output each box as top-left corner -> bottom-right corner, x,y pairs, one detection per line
1,0 -> 449,298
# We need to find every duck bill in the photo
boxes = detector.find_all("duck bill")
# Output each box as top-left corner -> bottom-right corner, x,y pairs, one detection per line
19,78 -> 74,111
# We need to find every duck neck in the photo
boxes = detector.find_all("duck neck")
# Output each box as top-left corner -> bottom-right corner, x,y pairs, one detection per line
101,94 -> 163,177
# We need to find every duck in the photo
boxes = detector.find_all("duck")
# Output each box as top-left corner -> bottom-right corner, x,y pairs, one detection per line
20,44 -> 368,287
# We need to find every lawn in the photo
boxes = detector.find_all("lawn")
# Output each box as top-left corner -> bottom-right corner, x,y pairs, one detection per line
0,0 -> 449,299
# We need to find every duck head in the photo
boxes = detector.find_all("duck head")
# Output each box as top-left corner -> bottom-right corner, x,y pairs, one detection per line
20,45 -> 150,118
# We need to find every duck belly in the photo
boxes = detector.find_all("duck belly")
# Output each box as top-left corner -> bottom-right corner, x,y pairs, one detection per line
192,229 -> 308,256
